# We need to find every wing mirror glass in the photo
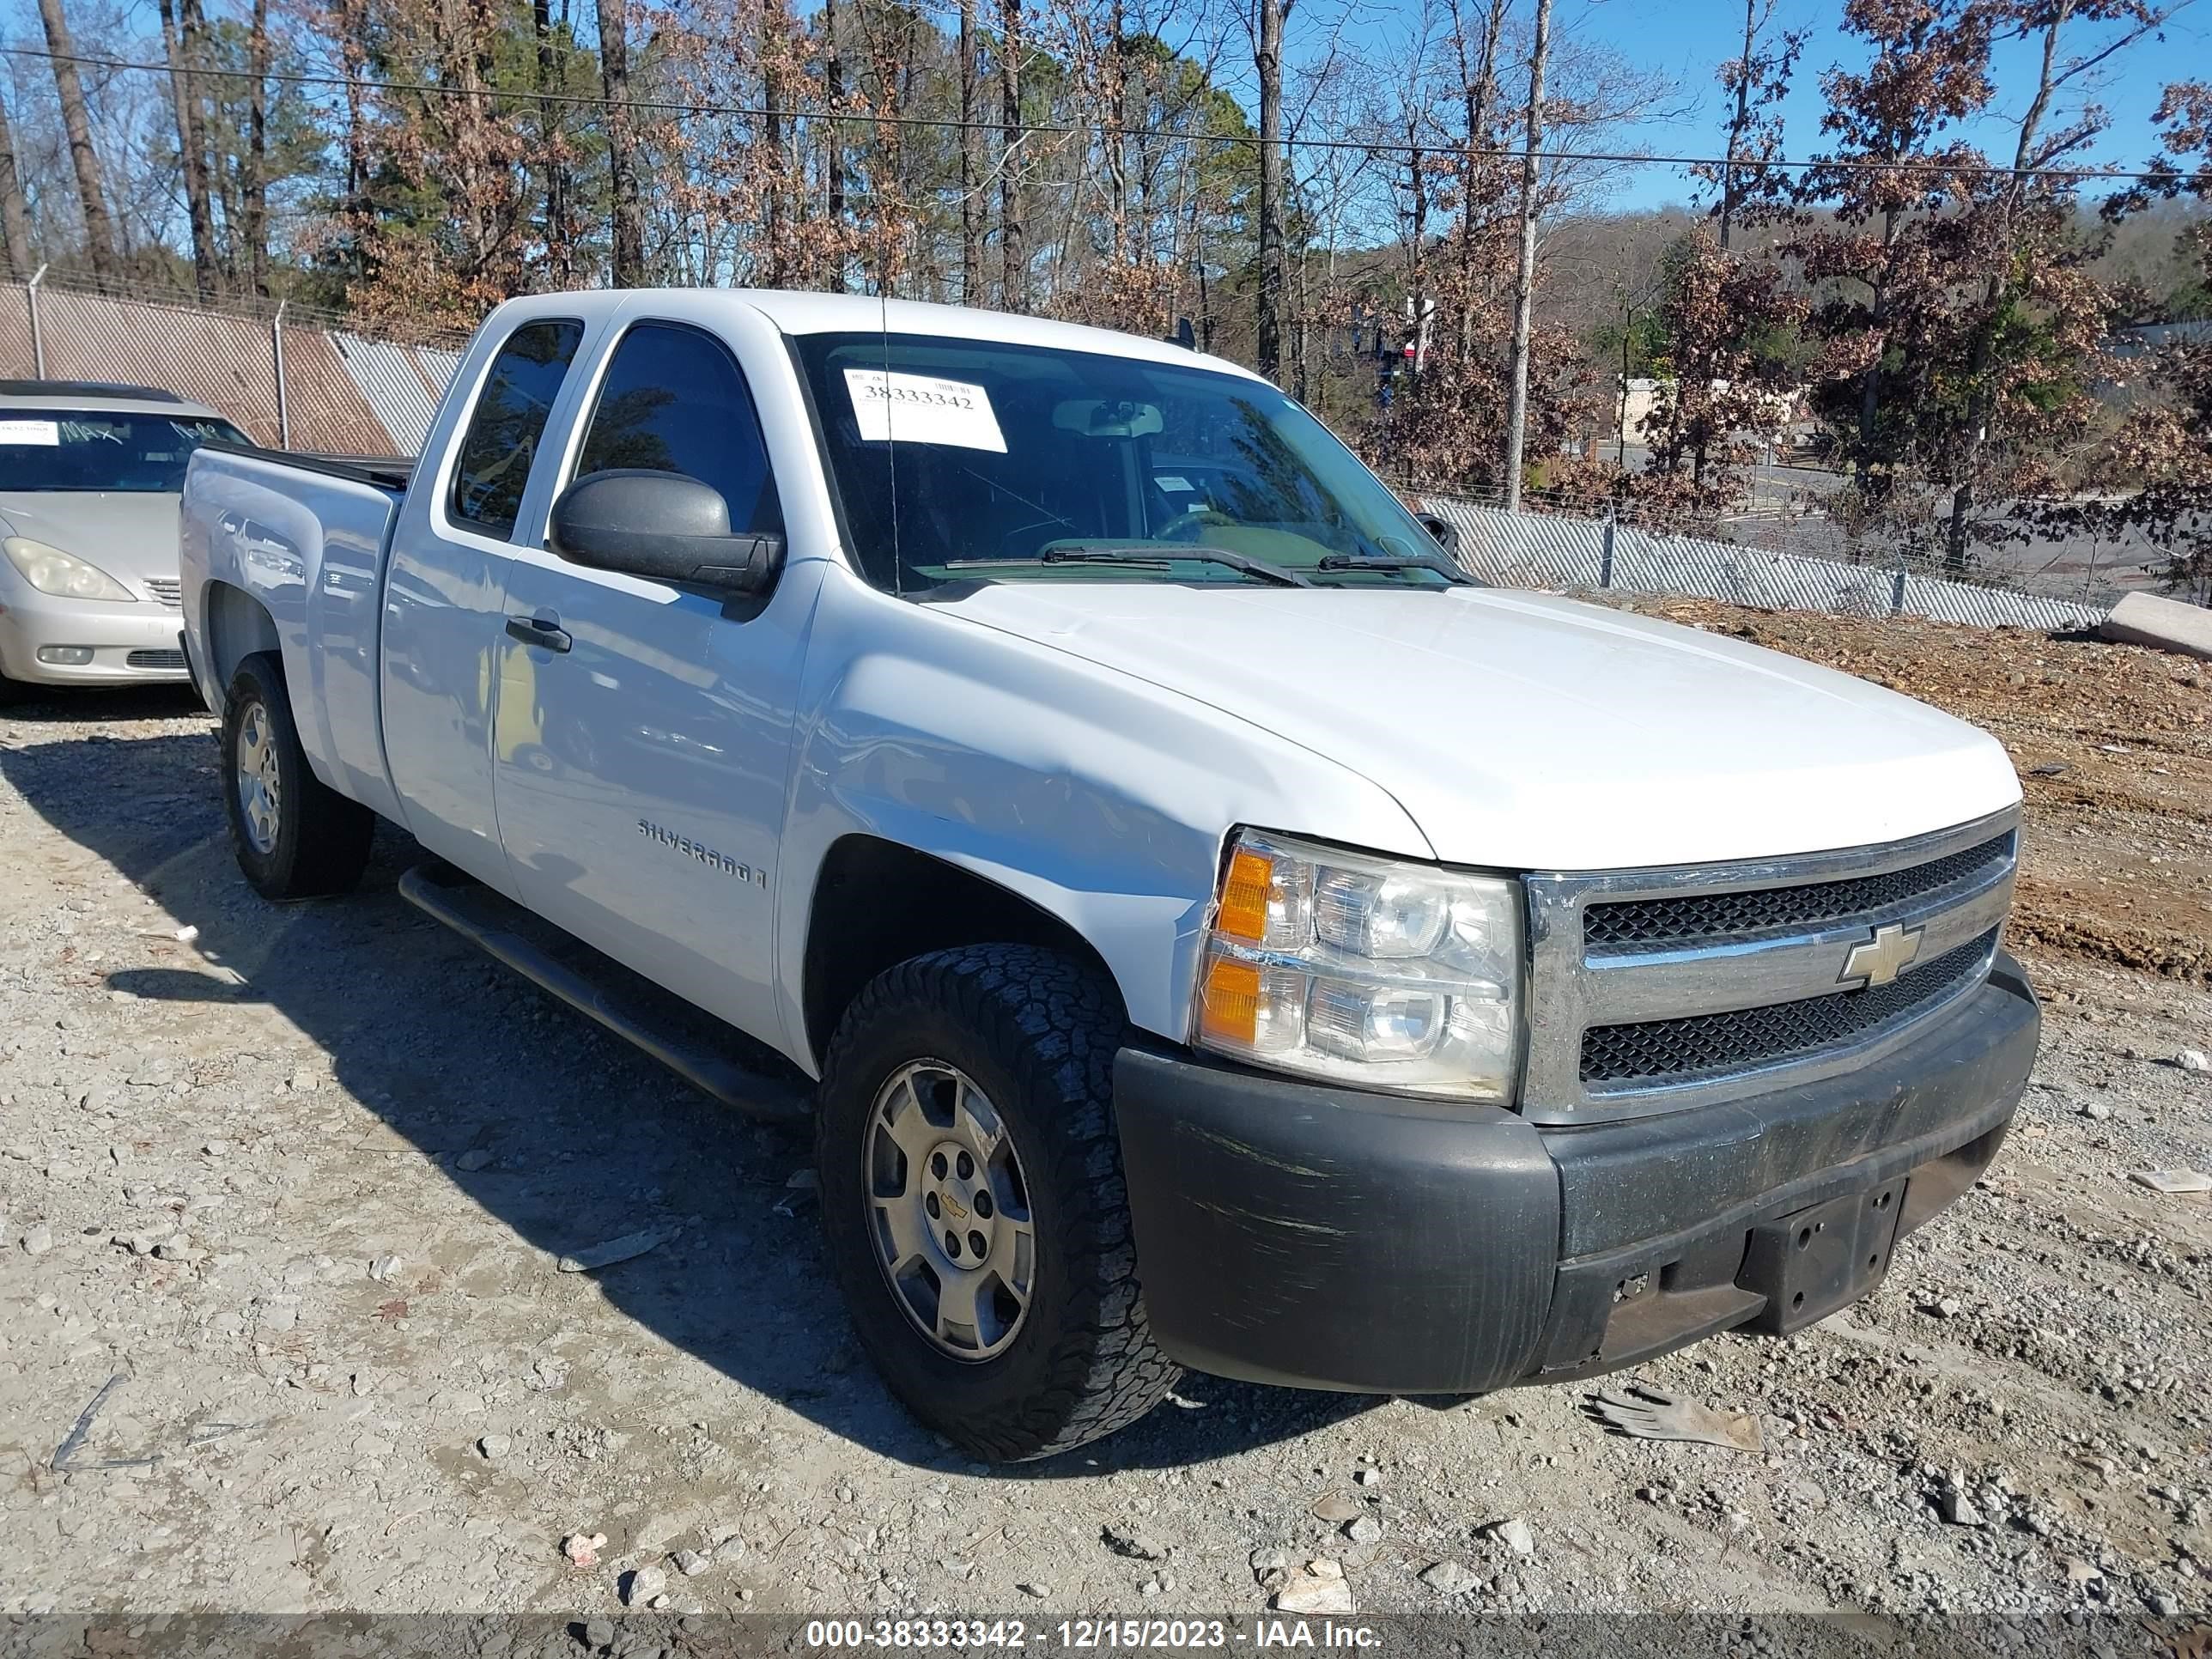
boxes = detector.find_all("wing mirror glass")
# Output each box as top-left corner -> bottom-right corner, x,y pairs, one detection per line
548,470 -> 784,596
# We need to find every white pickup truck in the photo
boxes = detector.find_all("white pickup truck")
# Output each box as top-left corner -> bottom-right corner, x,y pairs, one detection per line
179,289 -> 2039,1462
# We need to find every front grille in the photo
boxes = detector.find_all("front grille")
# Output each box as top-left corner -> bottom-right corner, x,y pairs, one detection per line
1580,928 -> 1998,1087
1583,831 -> 2014,953
126,649 -> 185,671
143,577 -> 181,606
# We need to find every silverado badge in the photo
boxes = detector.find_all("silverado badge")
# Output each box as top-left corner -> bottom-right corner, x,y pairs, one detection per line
1840,922 -> 1923,989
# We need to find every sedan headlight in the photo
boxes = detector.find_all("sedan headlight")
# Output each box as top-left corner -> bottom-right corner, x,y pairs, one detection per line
1191,829 -> 1523,1100
3,536 -> 135,602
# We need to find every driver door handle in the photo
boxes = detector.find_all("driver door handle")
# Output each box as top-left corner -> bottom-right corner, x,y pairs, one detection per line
505,614 -> 572,653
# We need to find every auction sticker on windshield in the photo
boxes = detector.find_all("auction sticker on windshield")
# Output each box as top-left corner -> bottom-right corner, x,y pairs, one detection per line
0,419 -> 60,446
843,368 -> 1006,453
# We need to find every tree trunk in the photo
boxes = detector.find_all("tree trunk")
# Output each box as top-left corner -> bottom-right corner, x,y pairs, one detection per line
1253,0 -> 1290,380
824,0 -> 845,270
0,89 -> 33,277
339,0 -> 368,209
1500,0 -> 1551,511
598,0 -> 645,285
36,0 -> 119,283
1717,0 -> 1756,252
999,0 -> 1024,310
1452,0 -> 1503,361
535,0 -> 570,285
1856,204 -> 1899,494
958,0 -> 981,302
1946,3 -> 2069,574
241,0 -> 270,298
155,0 -> 220,298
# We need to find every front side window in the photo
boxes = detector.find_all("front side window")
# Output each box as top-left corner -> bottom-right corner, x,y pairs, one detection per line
0,410 -> 248,493
791,332 -> 1461,592
450,319 -> 585,538
574,322 -> 781,533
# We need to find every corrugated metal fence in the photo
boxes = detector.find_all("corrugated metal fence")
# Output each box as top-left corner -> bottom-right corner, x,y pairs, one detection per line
1419,495 -> 2113,633
0,276 -> 461,458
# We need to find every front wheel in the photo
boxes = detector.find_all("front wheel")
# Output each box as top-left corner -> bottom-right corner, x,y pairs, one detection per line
815,945 -> 1180,1462
221,652 -> 374,900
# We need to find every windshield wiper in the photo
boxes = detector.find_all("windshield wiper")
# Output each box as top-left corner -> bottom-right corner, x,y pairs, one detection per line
946,545 -> 1312,587
1314,553 -> 1474,585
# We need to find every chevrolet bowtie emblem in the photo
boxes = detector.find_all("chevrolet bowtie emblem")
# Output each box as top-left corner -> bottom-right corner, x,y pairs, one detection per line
1841,922 -> 1924,989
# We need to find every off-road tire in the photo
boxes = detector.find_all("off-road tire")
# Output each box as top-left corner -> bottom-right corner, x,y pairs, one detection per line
816,945 -> 1181,1462
221,652 -> 374,900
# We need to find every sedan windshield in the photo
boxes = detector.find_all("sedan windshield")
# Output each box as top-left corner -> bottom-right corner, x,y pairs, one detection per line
793,333 -> 1464,592
0,410 -> 249,493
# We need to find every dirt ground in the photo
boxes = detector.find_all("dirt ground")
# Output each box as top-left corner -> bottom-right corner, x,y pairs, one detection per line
2,603 -> 2208,1645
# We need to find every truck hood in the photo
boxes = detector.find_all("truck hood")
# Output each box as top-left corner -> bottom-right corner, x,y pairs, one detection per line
0,492 -> 181,593
945,583 -> 2021,871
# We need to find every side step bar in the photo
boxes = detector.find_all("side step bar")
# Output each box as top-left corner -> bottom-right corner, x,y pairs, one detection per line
398,863 -> 810,1122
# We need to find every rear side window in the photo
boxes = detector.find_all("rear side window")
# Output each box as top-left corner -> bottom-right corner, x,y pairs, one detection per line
449,319 -> 585,538
574,322 -> 781,533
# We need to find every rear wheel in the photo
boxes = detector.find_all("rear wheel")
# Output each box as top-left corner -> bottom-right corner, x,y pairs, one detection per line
221,652 -> 374,899
816,945 -> 1180,1462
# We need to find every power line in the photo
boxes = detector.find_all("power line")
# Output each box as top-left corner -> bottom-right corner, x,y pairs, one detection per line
0,43 -> 2182,184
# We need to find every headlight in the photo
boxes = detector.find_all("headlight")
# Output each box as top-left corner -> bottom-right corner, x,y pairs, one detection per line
1191,829 -> 1523,1100
3,536 -> 135,602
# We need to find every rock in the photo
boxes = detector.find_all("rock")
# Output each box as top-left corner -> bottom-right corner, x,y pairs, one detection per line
1273,1559 -> 1354,1615
2129,1169 -> 2212,1195
456,1148 -> 494,1172
1420,1560 -> 1480,1595
673,1549 -> 710,1577
1103,1524 -> 1165,1562
623,1564 -> 666,1607
1929,1296 -> 1964,1319
582,1618 -> 615,1650
1344,1515 -> 1382,1545
785,1168 -> 819,1189
2081,1102 -> 2112,1121
368,1255 -> 402,1282
21,1222 -> 52,1255
2063,1559 -> 2102,1586
1249,1547 -> 1289,1575
2147,1590 -> 2180,1619
1310,1493 -> 1362,1524
2100,590 -> 2212,662
556,1229 -> 669,1273
1939,1488 -> 1984,1527
1017,1583 -> 1050,1598
714,1536 -> 748,1564
477,1433 -> 511,1460
562,1532 -> 606,1568
1354,1468 -> 1382,1486
2178,1049 -> 2211,1073
1487,1518 -> 1535,1556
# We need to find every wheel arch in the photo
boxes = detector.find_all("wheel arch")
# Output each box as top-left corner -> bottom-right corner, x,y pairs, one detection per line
202,580 -> 283,709
800,835 -> 1127,1072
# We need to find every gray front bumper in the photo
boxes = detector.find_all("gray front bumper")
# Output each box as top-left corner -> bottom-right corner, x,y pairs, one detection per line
1115,954 -> 2039,1395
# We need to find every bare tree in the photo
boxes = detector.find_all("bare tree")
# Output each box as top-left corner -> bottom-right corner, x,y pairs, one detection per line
534,0 -> 572,285
959,0 -> 982,300
1000,0 -> 1026,308
1252,0 -> 1291,379
599,0 -> 647,284
155,0 -> 221,297
0,86 -> 33,276
241,0 -> 271,297
1500,0 -> 1552,510
36,0 -> 120,283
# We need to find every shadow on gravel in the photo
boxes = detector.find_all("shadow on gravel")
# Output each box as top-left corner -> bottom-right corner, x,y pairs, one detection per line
1,725 -> 1371,1476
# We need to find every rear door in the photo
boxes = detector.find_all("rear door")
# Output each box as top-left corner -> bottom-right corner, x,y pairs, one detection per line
489,308 -> 816,1047
382,314 -> 587,894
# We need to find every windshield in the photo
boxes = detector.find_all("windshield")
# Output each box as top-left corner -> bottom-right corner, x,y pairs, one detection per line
793,333 -> 1463,591
0,410 -> 249,493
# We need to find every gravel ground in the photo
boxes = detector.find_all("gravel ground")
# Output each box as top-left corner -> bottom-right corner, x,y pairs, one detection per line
1,627 -> 2208,1640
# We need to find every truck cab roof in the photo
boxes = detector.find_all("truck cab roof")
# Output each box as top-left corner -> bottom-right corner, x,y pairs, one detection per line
0,379 -> 228,422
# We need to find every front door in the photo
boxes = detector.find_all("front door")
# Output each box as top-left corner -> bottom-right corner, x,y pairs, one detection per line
381,314 -> 586,894
489,316 -> 812,1047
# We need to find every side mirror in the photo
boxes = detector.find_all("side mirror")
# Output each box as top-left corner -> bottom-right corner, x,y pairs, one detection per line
549,469 -> 783,596
1416,512 -> 1462,556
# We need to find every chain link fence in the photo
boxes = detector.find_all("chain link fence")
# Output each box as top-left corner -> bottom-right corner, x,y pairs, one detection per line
1420,491 -> 2118,633
0,273 -> 465,457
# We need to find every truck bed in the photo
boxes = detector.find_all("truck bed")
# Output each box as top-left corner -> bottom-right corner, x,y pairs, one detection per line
179,441 -> 412,823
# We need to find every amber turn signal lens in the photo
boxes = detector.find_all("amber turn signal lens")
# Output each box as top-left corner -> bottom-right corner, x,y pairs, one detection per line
1216,848 -> 1274,941
1197,956 -> 1262,1046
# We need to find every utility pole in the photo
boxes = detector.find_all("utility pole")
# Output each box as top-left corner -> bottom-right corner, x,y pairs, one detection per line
1500,0 -> 1551,512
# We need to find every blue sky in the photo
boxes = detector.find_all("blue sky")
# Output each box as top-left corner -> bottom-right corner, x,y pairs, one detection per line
1334,0 -> 2212,214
